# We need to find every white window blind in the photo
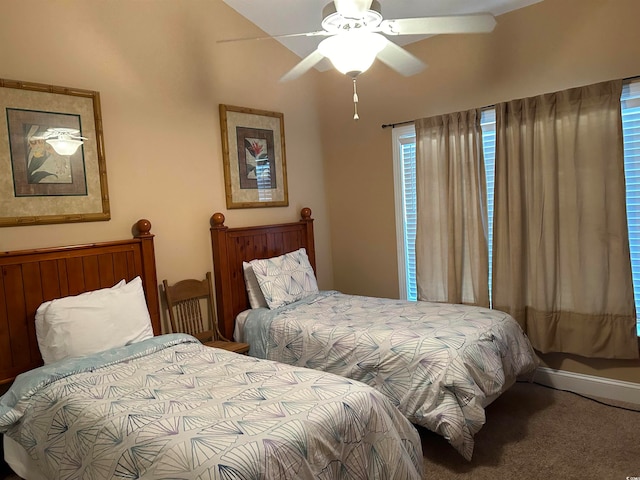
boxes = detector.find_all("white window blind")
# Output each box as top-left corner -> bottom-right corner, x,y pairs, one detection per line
393,125 -> 417,300
621,80 -> 640,335
480,109 -> 496,304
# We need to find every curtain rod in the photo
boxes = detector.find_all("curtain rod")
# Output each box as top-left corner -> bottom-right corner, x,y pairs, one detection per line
381,119 -> 414,129
381,104 -> 495,129
381,75 -> 640,129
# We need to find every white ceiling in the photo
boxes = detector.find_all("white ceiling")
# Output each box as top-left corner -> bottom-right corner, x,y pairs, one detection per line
222,0 -> 543,71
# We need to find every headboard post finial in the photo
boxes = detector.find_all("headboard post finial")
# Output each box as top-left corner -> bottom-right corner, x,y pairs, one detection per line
211,212 -> 226,228
300,207 -> 312,220
135,219 -> 152,237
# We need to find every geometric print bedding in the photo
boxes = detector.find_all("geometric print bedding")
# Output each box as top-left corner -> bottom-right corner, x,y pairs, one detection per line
243,291 -> 539,461
0,334 -> 423,479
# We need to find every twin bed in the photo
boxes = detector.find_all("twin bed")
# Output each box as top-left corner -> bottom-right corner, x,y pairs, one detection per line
0,218 -> 423,479
0,207 -> 538,478
210,208 -> 539,461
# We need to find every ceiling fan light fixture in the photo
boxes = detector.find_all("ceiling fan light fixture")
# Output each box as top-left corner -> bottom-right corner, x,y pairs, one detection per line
318,32 -> 386,77
225,2 -> 495,89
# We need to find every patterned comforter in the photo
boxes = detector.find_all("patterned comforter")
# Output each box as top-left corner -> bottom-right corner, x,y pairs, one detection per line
243,291 -> 539,460
0,334 -> 423,479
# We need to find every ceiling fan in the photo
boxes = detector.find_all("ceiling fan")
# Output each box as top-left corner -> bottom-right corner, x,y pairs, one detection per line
219,0 -> 497,119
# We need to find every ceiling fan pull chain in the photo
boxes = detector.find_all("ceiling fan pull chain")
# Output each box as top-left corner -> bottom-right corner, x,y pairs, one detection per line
353,78 -> 360,121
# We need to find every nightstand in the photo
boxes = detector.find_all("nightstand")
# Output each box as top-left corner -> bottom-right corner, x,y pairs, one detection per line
204,340 -> 250,354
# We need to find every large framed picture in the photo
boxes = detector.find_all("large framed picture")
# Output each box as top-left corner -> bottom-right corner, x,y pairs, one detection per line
219,104 -> 288,209
0,78 -> 109,227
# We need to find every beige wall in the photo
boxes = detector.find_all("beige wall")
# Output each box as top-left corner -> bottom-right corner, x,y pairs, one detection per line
319,0 -> 640,383
0,0 -> 334,325
2,0 -> 639,384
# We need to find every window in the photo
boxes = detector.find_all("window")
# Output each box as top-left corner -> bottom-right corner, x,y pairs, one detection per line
480,110 -> 496,303
394,80 -> 640,334
622,80 -> 640,335
392,125 -> 417,301
393,111 -> 496,303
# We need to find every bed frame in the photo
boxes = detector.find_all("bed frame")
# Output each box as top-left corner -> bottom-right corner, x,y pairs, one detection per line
0,219 -> 161,385
210,207 -> 315,339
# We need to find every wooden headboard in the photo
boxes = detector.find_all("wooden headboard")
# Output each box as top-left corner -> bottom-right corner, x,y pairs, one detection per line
0,219 -> 161,385
210,207 -> 315,339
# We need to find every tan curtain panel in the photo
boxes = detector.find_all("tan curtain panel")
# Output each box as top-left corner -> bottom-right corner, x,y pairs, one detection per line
492,79 -> 638,359
415,109 -> 489,307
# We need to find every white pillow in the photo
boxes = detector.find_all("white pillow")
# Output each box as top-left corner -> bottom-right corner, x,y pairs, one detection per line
249,248 -> 319,309
35,279 -> 125,356
35,276 -> 154,364
242,262 -> 268,309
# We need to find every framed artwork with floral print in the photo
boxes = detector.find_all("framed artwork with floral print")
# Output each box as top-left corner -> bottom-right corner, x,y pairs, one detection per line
219,104 -> 288,209
0,78 -> 109,227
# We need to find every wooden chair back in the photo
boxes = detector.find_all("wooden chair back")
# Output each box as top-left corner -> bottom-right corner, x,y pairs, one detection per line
162,272 -> 228,343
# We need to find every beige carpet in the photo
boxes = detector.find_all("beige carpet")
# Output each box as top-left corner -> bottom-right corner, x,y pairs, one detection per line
419,381 -> 640,480
2,381 -> 638,479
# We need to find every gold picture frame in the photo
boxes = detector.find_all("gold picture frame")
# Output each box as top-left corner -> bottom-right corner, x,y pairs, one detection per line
219,104 -> 288,209
0,78 -> 109,227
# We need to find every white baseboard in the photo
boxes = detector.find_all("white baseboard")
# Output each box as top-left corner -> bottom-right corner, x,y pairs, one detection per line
530,367 -> 640,405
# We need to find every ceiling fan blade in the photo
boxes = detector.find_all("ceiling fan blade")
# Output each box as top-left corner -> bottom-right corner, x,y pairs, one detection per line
376,39 -> 426,77
333,0 -> 373,19
218,30 -> 331,44
380,13 -> 496,36
280,49 -> 326,82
